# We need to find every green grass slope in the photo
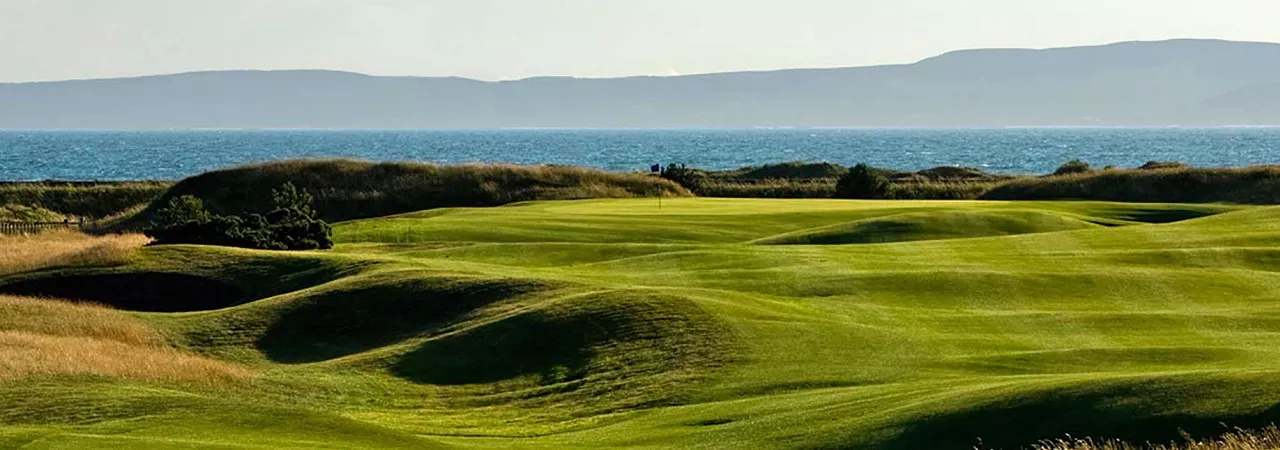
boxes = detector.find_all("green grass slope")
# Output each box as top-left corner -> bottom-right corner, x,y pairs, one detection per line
750,209 -> 1105,245
3,198 -> 1280,449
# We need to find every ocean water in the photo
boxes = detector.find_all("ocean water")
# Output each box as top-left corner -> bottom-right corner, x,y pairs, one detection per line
1,128 -> 1278,181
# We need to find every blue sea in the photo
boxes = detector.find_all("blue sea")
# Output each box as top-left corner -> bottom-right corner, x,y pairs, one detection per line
1,128 -> 1279,181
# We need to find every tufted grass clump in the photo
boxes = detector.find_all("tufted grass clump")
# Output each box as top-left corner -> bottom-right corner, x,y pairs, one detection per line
1025,426 -> 1280,449
0,230 -> 149,276
0,296 -> 250,385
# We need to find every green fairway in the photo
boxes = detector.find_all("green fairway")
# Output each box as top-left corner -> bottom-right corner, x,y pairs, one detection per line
3,198 -> 1280,449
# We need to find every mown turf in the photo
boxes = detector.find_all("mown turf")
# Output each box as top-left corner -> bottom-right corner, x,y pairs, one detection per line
2,198 -> 1280,449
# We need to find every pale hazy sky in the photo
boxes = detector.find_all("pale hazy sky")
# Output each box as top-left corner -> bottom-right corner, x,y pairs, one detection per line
2,0 -> 1279,83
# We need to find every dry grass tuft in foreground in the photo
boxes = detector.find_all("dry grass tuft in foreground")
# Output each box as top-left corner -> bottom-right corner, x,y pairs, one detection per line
0,230 -> 150,276
0,296 -> 251,385
1027,426 -> 1280,450
0,331 -> 251,384
0,295 -> 162,346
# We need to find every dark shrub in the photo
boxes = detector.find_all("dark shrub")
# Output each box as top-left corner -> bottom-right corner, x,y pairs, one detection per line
152,195 -> 211,226
913,166 -> 1003,181
659,163 -> 707,190
731,162 -> 847,181
1054,159 -> 1093,176
1139,161 -> 1190,171
146,183 -> 333,251
835,163 -> 889,199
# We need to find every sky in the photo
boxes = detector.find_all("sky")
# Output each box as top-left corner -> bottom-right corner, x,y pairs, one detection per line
2,0 -> 1279,83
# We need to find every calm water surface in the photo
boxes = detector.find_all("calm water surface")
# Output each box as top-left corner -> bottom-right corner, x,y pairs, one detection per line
1,128 -> 1278,180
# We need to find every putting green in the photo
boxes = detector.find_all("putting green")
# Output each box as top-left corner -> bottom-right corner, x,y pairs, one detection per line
2,198 -> 1279,449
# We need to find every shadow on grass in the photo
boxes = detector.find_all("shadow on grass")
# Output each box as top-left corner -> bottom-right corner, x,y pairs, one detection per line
390,311 -> 593,386
389,290 -> 740,389
256,275 -> 554,364
882,377 -> 1280,450
0,272 -> 248,312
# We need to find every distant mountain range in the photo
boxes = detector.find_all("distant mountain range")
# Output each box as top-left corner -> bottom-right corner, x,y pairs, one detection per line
3,39 -> 1280,129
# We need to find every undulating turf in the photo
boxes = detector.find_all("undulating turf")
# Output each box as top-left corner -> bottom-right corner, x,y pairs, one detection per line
2,198 -> 1279,449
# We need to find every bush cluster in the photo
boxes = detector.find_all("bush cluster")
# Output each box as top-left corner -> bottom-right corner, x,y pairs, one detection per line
659,163 -> 707,190
835,163 -> 890,199
1054,159 -> 1093,175
146,183 -> 333,250
1139,160 -> 1191,171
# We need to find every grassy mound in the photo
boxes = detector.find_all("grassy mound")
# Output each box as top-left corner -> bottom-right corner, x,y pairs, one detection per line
5,198 -> 1280,448
752,209 -> 1102,245
391,290 -> 737,413
0,204 -> 63,222
256,273 -> 559,363
144,159 -> 689,223
982,166 -> 1280,203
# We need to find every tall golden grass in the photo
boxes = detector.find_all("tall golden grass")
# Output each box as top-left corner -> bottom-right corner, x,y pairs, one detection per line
0,331 -> 250,384
0,296 -> 161,346
0,230 -> 150,276
0,295 -> 250,384
1028,426 -> 1280,450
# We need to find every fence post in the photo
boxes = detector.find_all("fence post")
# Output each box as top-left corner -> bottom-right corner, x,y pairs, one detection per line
0,221 -> 82,235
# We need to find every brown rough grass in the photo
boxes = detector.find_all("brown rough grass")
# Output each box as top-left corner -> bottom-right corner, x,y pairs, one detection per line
0,331 -> 250,384
0,230 -> 150,276
0,295 -> 162,346
0,296 -> 250,384
1028,426 -> 1280,450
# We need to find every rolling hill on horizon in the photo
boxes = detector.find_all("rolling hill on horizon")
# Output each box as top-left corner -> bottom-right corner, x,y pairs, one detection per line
4,39 -> 1280,129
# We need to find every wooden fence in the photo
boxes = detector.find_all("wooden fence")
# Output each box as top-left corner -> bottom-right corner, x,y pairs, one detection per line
0,221 -> 82,235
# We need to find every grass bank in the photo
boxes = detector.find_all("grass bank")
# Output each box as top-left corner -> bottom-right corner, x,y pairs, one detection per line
0,181 -> 171,220
1,198 -> 1279,448
983,166 -> 1280,203
668,161 -> 1280,204
145,159 -> 690,223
